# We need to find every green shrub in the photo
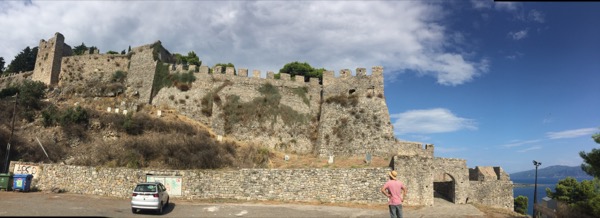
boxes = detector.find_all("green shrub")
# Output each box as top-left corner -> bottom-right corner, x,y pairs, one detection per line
41,105 -> 59,127
111,70 -> 127,82
514,195 -> 528,214
59,106 -> 89,126
16,80 -> 47,110
0,87 -> 18,99
123,113 -> 142,135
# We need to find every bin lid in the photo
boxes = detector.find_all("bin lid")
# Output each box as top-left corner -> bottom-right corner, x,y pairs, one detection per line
13,174 -> 33,178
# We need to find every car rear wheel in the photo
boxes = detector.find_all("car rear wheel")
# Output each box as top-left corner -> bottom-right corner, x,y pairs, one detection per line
131,208 -> 137,214
157,202 -> 163,214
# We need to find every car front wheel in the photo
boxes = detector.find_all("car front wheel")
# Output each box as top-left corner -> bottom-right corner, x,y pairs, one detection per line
131,208 -> 137,214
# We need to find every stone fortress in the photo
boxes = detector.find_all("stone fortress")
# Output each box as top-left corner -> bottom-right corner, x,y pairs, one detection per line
1,33 -> 513,210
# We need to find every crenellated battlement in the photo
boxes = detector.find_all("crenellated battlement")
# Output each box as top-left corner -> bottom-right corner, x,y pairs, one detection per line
163,63 -> 383,89
396,141 -> 435,157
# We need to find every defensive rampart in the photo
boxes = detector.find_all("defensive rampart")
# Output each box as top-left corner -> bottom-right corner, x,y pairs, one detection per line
9,161 -> 391,204
1,33 -> 515,210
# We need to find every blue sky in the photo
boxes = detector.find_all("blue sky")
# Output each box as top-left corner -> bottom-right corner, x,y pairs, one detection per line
0,1 -> 598,173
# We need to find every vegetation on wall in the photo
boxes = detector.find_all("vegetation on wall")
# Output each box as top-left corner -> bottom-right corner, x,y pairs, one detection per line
278,61 -> 326,83
111,70 -> 127,83
201,80 -> 233,116
213,63 -> 235,74
151,62 -> 171,99
221,83 -> 307,134
73,43 -> 97,55
174,51 -> 202,68
292,87 -> 310,106
325,93 -> 359,107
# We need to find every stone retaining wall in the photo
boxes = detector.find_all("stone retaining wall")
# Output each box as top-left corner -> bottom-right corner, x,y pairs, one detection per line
10,161 -> 390,204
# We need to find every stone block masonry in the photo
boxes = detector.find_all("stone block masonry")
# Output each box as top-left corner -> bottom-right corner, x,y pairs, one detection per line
126,43 -> 159,104
10,161 -> 391,204
32,32 -> 72,86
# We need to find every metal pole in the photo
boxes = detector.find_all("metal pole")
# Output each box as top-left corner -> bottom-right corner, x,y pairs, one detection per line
3,92 -> 18,173
532,160 -> 541,218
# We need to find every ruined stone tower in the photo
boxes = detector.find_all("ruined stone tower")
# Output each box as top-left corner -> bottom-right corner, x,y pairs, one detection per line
316,67 -> 397,156
32,32 -> 72,86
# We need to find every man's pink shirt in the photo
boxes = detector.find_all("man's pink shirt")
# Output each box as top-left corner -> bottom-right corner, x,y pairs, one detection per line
383,180 -> 405,205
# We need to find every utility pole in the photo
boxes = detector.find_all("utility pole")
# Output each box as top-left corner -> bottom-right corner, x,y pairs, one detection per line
532,160 -> 542,218
3,92 -> 18,173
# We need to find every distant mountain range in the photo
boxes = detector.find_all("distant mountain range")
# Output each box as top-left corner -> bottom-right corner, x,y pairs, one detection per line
510,165 -> 594,179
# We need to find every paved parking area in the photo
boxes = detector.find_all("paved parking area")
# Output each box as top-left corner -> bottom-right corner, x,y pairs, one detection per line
0,192 -> 492,217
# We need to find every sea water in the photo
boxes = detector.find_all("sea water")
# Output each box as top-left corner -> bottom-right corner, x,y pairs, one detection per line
512,177 -> 592,216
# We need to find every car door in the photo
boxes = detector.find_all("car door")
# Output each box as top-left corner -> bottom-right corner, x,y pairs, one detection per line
159,183 -> 167,204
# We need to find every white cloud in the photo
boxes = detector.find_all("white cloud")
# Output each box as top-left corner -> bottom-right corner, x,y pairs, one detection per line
0,1 -> 486,86
500,139 -> 542,148
546,128 -> 598,139
508,30 -> 528,40
391,108 -> 477,134
494,2 -> 520,12
506,52 -> 524,60
471,0 -> 520,12
528,10 -> 545,23
470,0 -> 492,9
517,146 -> 542,153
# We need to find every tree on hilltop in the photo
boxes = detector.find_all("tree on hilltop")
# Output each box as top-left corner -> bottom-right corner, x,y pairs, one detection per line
73,43 -> 97,55
278,61 -> 325,83
544,132 -> 600,217
213,63 -> 235,74
0,57 -> 5,74
73,43 -> 88,55
580,132 -> 600,178
174,51 -> 202,67
6,46 -> 38,73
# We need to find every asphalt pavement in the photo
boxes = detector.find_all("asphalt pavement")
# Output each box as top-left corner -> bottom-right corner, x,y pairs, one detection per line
0,191 -> 488,217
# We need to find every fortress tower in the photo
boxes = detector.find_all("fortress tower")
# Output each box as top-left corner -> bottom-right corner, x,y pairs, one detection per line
32,32 -> 72,86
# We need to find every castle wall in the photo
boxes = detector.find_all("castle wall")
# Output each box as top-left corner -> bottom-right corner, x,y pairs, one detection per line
58,54 -> 129,87
467,166 -> 514,209
0,72 -> 33,89
468,181 -> 514,209
52,54 -> 130,98
152,66 -> 322,154
32,32 -> 71,86
126,43 -> 159,104
318,67 -> 396,157
10,161 -> 391,204
433,158 -> 469,204
393,155 -> 434,206
396,141 -> 434,157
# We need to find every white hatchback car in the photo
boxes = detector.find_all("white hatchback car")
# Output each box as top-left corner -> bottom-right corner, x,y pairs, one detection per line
131,182 -> 170,214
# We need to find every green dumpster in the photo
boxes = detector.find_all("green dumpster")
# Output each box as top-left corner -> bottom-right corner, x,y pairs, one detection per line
0,173 -> 13,191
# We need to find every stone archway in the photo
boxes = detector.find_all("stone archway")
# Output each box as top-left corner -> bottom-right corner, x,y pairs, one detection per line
433,173 -> 456,203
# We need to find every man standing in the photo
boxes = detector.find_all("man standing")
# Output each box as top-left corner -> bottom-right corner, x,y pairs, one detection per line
381,170 -> 407,218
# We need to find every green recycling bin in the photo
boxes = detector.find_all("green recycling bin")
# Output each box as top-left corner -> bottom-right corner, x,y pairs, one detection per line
0,173 -> 13,191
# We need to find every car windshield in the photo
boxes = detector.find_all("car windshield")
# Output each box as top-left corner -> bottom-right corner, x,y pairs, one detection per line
134,184 -> 157,192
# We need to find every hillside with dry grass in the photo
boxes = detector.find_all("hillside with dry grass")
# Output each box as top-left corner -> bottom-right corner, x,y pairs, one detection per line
0,80 -> 388,171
